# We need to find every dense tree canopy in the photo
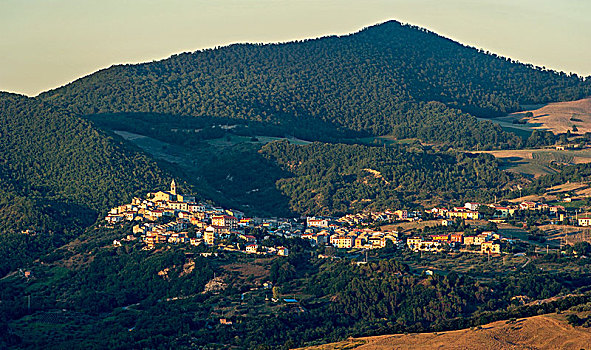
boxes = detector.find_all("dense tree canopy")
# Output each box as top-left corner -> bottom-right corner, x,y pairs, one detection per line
39,21 -> 590,148
260,141 -> 512,215
0,93 -> 170,274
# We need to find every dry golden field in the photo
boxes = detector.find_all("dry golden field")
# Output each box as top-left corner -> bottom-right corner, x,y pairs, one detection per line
296,313 -> 591,350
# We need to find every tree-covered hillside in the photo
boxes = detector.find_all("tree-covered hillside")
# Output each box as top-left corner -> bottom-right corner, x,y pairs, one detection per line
259,141 -> 512,215
0,93 -> 170,274
0,93 -> 172,233
40,21 -> 590,148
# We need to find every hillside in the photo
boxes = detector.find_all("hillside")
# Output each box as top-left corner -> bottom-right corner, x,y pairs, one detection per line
506,97 -> 591,134
0,92 -> 170,275
260,141 -> 513,214
39,21 -> 590,149
297,313 -> 591,350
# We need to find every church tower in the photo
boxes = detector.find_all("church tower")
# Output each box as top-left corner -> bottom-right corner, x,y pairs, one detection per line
170,179 -> 177,195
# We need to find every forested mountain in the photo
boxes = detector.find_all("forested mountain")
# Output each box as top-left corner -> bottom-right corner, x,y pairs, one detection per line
0,92 -> 170,273
39,21 -> 590,149
259,141 -> 512,215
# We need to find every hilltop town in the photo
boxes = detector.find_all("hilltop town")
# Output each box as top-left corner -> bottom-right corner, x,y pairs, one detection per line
105,180 -> 590,258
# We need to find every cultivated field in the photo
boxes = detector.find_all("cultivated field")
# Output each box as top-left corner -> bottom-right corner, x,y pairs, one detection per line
476,148 -> 591,177
296,313 -> 591,350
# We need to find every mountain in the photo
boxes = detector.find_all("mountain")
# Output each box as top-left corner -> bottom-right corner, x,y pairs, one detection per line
0,92 -> 170,274
38,21 -> 590,149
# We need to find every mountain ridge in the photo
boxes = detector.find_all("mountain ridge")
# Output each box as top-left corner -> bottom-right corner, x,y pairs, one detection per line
37,20 -> 591,149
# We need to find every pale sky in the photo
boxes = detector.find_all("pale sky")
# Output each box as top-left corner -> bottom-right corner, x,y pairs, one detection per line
1,0 -> 589,96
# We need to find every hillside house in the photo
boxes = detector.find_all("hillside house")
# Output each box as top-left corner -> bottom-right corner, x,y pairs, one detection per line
430,234 -> 449,242
332,236 -> 353,249
204,226 -> 216,245
463,236 -> 475,245
450,233 -> 464,243
211,215 -> 238,229
407,237 -> 423,250
307,217 -> 330,228
446,210 -> 481,220
578,217 -> 591,226
277,246 -> 289,256
481,241 -> 501,254
464,202 -> 480,211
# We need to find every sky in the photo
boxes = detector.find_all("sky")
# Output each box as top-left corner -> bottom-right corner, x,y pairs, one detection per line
1,0 -> 589,96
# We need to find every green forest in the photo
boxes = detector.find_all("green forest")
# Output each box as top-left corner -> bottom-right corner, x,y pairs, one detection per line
259,141 -> 513,215
0,93 -> 171,274
39,21 -> 590,149
2,237 -> 590,349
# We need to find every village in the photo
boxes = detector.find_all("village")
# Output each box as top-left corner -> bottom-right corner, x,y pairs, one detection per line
105,180 -> 591,257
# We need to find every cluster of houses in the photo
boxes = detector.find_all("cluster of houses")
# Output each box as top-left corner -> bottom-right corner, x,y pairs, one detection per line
106,181 -> 587,257
106,180 -> 291,256
301,216 -> 400,250
406,231 -> 503,254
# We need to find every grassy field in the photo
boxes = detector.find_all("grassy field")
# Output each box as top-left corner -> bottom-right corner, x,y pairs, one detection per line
480,97 -> 591,135
475,148 -> 591,177
296,312 -> 591,350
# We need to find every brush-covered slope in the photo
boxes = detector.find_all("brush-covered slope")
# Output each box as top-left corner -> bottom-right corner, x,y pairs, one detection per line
40,21 -> 590,148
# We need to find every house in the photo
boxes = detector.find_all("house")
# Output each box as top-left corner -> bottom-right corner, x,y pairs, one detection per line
246,244 -> 258,253
481,241 -> 501,254
307,217 -> 330,228
354,236 -> 366,248
168,201 -> 189,211
578,217 -> 591,226
490,206 -> 515,218
394,210 -> 408,220
463,236 -> 475,245
450,233 -> 464,243
464,202 -> 480,211
211,215 -> 238,229
430,234 -> 449,242
204,226 -> 216,245
239,234 -> 257,243
473,234 -> 488,245
277,246 -> 289,256
407,237 -> 423,250
446,210 -> 481,220
189,203 -> 206,213
168,233 -> 188,244
370,237 -> 386,248
333,236 -> 353,249
520,201 -> 538,210
105,214 -> 124,223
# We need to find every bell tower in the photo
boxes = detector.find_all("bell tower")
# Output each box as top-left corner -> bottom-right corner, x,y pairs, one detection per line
170,179 -> 177,195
